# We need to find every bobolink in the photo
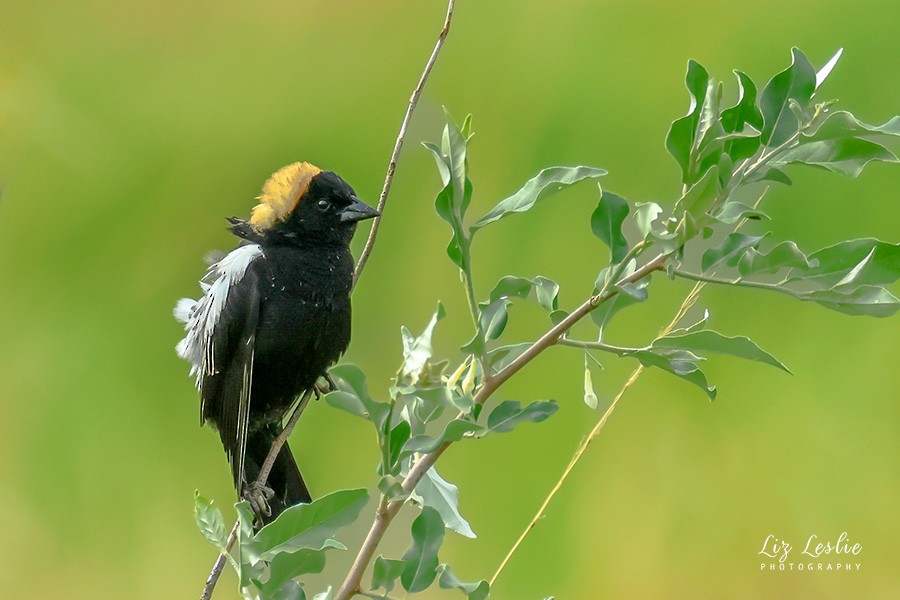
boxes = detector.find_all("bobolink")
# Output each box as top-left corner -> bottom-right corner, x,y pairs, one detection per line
174,163 -> 378,525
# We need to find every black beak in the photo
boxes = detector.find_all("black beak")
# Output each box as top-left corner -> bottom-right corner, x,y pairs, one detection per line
340,196 -> 380,223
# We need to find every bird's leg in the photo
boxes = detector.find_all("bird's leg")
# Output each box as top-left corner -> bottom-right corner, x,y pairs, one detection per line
243,481 -> 275,517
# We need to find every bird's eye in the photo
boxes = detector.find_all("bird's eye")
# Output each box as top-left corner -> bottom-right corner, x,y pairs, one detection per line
316,199 -> 330,212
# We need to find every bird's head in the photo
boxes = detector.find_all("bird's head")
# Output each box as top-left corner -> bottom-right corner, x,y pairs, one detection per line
229,162 -> 379,246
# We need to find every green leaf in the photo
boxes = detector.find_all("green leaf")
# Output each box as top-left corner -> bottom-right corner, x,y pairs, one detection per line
590,262 -> 650,332
485,400 -> 559,434
771,137 -> 898,177
714,202 -> 770,225
487,275 -> 560,312
760,48 -> 816,146
486,342 -> 532,373
312,588 -> 334,600
721,71 -> 763,164
533,276 -> 561,312
437,564 -> 490,600
323,391 -> 367,419
701,232 -> 767,271
236,501 -> 262,587
675,165 -> 721,233
797,239 -> 900,287
591,190 -> 631,263
262,545 -> 339,596
269,580 -> 305,600
801,110 -> 900,141
194,492 -> 228,552
471,166 -> 606,231
401,506 -> 445,593
745,166 -> 793,186
738,241 -> 811,276
666,60 -> 710,183
487,276 -> 534,301
252,489 -> 369,560
400,303 -> 447,384
372,556 -> 406,593
653,330 -> 790,373
481,298 -> 511,341
326,365 -> 390,430
800,285 -> 900,318
629,348 -> 717,400
427,111 -> 474,270
444,108 -> 471,209
590,289 -> 643,332
412,466 -> 477,539
409,386 -> 451,428
402,419 -> 482,455
633,202 -> 664,239
387,421 -> 412,471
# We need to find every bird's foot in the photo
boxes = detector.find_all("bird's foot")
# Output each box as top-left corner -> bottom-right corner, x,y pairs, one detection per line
314,373 -> 338,398
243,481 -> 275,518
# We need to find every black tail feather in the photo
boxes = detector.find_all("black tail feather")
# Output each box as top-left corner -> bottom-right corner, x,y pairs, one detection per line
241,426 -> 312,526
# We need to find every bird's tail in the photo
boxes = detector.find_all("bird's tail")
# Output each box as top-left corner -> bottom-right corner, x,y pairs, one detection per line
241,426 -> 312,527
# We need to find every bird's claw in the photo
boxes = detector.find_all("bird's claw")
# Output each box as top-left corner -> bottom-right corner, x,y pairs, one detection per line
314,373 -> 338,398
243,481 -> 275,517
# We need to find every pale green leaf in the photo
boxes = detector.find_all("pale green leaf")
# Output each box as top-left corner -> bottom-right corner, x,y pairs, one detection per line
701,233 -> 767,271
772,137 -> 898,177
437,564 -> 490,600
400,303 -> 447,384
372,556 -> 406,592
760,48 -> 816,146
412,467 -> 476,539
401,507 -> 444,592
738,241 -> 811,276
653,330 -> 790,373
800,286 -> 900,317
251,489 -> 369,560
591,190 -> 631,263
633,202 -> 664,239
471,166 -> 606,231
629,348 -> 717,400
194,492 -> 228,552
485,400 -> 559,434
796,239 -> 900,286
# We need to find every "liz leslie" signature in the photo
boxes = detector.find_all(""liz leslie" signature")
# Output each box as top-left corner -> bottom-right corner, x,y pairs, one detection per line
758,532 -> 861,563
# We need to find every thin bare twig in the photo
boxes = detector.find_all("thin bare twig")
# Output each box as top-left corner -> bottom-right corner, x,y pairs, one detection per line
200,390 -> 314,600
256,389 -> 314,487
200,522 -> 239,600
352,0 -> 457,288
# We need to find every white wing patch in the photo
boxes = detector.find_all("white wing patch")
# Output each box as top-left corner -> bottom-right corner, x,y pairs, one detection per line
174,244 -> 265,387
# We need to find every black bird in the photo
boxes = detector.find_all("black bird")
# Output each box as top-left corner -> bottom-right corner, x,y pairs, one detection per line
175,163 -> 378,525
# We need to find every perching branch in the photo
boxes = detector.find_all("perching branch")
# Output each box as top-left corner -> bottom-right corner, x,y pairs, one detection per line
256,389 -> 314,487
352,0 -> 457,287
334,251 -> 670,599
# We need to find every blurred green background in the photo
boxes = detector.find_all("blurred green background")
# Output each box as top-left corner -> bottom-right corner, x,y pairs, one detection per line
1,1 -> 897,598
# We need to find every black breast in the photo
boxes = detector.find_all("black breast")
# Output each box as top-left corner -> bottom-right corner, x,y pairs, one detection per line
250,244 -> 354,423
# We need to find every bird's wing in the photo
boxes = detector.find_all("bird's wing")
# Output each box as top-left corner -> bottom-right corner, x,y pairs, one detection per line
175,243 -> 265,489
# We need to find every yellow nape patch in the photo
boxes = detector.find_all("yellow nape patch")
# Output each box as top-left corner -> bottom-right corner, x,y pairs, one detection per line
249,162 -> 322,231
